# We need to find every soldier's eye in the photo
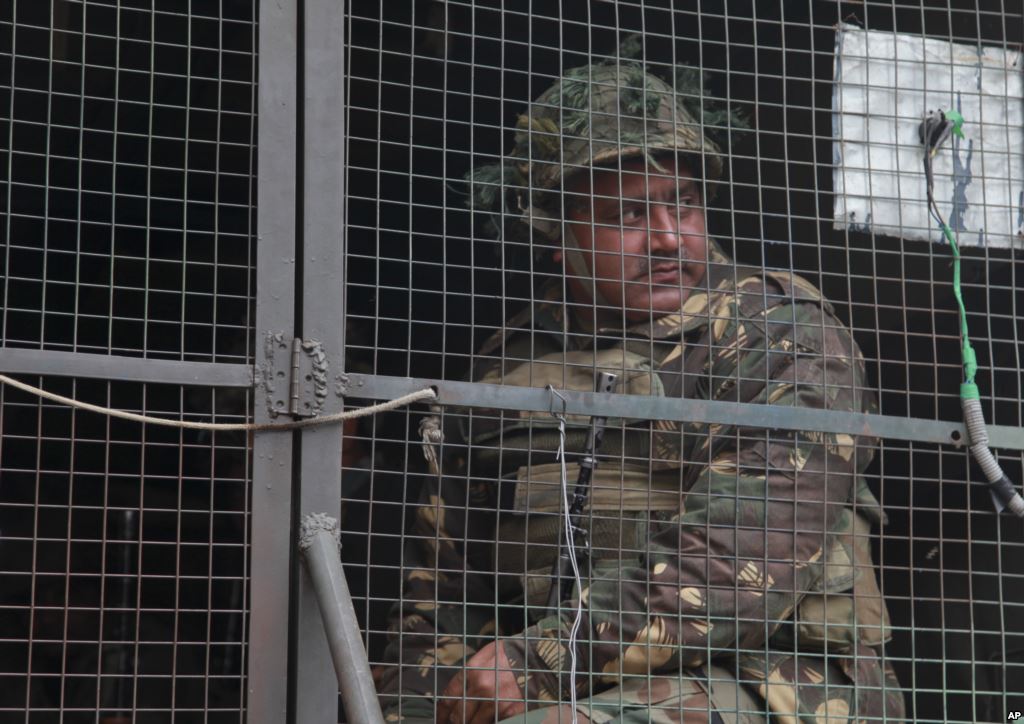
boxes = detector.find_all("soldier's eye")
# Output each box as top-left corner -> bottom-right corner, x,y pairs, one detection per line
620,206 -> 644,223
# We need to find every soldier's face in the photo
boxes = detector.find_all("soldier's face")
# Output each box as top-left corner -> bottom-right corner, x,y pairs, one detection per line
563,156 -> 708,320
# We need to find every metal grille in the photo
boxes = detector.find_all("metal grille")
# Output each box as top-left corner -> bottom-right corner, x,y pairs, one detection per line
343,2 -> 1024,723
4,1 -> 1024,723
1,1 -> 256,362
0,379 -> 250,720
1,1 -> 257,721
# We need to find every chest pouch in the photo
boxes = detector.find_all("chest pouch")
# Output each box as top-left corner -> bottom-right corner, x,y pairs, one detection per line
495,462 -> 684,610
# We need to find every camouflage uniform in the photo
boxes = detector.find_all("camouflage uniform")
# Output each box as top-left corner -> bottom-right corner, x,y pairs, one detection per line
377,61 -> 905,722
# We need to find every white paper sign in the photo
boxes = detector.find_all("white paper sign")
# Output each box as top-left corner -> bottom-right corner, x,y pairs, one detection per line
833,25 -> 1024,248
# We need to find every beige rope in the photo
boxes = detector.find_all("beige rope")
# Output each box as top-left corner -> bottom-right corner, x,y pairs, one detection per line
0,374 -> 437,432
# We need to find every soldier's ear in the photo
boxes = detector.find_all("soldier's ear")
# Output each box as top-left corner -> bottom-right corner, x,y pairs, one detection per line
551,249 -> 563,264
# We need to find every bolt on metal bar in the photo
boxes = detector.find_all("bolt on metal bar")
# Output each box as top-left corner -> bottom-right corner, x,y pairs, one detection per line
298,514 -> 384,724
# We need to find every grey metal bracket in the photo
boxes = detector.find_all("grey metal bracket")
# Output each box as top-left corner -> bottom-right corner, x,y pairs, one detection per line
259,333 -> 343,418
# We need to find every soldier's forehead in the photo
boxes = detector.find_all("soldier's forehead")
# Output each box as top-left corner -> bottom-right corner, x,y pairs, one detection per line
569,160 -> 695,188
583,169 -> 701,201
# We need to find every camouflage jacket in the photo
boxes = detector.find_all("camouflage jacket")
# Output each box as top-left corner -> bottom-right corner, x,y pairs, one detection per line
379,243 -> 903,720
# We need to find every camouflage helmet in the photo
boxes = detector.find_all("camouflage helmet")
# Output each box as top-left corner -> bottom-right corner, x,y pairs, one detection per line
467,60 -> 727,241
512,61 -> 723,198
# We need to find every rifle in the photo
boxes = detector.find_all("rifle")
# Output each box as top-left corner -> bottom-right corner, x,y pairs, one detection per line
546,371 -> 618,616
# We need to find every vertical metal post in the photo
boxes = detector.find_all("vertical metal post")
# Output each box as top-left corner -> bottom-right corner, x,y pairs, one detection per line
249,0 -> 298,720
295,0 -> 348,722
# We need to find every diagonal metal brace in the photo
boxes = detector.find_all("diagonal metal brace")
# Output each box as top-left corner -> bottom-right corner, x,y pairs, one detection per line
298,513 -> 384,724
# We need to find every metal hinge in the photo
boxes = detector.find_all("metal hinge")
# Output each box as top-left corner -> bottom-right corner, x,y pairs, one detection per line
261,333 -> 334,419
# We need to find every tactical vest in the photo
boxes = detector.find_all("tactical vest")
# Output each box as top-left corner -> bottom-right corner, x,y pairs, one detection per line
444,269 -> 891,655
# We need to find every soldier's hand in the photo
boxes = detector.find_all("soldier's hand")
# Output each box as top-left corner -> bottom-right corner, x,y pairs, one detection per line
436,640 -> 526,723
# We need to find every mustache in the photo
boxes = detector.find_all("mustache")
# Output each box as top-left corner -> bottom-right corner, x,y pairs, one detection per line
634,250 -> 696,276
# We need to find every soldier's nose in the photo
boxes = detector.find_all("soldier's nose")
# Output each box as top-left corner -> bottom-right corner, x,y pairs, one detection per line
647,205 -> 680,252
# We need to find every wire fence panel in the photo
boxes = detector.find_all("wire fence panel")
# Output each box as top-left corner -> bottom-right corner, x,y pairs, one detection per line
343,2 -> 1024,723
4,0 -> 1024,722
0,1 -> 257,364
1,1 -> 258,722
0,379 -> 250,723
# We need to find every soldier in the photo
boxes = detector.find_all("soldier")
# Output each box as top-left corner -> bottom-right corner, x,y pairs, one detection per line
376,60 -> 906,723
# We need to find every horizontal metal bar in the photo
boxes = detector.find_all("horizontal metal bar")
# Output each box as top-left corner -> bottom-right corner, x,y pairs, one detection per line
348,373 -> 1024,452
0,348 -> 254,388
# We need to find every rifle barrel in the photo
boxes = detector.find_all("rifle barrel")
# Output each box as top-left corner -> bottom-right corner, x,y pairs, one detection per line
546,372 -> 617,616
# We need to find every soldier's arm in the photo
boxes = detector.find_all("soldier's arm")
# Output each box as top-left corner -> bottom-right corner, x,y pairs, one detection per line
501,297 -> 874,701
377,457 -> 501,714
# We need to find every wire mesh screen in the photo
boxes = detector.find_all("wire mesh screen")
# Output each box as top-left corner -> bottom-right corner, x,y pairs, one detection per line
1,1 -> 257,721
344,2 -> 1024,722
1,1 -> 256,363
0,380 -> 250,722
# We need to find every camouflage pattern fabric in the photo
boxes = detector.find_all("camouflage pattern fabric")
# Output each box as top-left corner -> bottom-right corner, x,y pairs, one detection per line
498,663 -> 741,723
515,62 -> 722,193
466,61 -> 725,242
376,244 -> 906,722
496,657 -> 903,723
